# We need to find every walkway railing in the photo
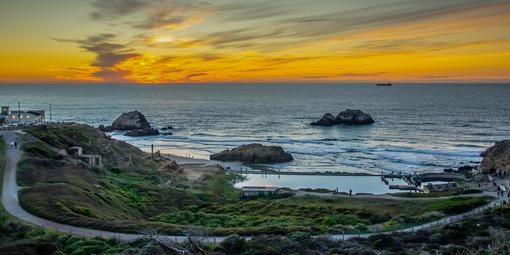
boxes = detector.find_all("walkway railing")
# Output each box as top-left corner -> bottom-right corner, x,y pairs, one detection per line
331,198 -> 505,240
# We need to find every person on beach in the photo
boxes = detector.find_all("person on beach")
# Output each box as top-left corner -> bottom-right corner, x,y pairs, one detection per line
349,189 -> 352,196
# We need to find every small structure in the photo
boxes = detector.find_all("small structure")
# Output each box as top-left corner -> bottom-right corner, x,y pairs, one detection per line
69,146 -> 83,156
413,173 -> 467,184
1,106 -> 45,125
422,183 -> 460,193
389,184 -> 420,191
241,186 -> 278,198
69,146 -> 103,169
381,175 -> 389,185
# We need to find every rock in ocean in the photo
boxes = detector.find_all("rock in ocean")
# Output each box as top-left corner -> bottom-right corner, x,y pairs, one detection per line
101,111 -> 160,137
112,111 -> 152,130
210,143 -> 294,164
311,109 -> 374,126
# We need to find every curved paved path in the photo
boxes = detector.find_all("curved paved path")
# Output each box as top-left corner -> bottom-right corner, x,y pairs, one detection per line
0,131 -> 505,242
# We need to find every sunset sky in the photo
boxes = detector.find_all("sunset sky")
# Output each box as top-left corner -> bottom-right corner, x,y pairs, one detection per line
1,0 -> 509,83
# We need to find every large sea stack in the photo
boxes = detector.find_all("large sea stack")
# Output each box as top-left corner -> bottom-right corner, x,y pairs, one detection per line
102,111 -> 159,137
210,143 -> 294,164
311,109 -> 374,126
112,111 -> 152,130
480,140 -> 510,172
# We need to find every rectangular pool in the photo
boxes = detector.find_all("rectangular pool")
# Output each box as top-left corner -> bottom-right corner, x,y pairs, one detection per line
235,174 -> 408,194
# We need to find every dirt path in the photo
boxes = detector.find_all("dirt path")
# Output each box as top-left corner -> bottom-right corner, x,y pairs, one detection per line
0,131 -> 506,242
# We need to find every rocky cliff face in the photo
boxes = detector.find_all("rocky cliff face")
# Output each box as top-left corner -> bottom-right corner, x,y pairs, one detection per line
210,143 -> 294,164
311,109 -> 374,126
480,140 -> 510,172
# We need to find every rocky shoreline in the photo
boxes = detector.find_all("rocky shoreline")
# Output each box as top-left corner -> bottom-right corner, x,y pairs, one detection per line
95,111 -> 510,180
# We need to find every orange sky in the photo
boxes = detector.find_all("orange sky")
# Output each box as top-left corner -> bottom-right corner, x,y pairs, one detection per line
1,0 -> 509,83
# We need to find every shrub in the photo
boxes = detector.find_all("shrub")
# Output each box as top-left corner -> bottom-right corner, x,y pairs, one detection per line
71,206 -> 97,218
220,234 -> 246,254
288,231 -> 312,242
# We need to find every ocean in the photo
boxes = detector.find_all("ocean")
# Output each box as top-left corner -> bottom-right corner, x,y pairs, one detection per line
1,83 -> 509,175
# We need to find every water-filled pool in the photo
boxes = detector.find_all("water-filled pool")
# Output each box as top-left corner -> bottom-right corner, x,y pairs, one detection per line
235,174 -> 408,194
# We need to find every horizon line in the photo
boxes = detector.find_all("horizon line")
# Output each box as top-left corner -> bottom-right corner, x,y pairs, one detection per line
0,80 -> 509,86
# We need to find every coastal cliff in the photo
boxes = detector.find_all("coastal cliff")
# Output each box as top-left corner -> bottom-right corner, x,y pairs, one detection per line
480,140 -> 510,172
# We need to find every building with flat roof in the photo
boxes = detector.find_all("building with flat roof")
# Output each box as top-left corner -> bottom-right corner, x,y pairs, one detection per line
0,106 -> 45,125
422,183 -> 461,193
241,186 -> 279,198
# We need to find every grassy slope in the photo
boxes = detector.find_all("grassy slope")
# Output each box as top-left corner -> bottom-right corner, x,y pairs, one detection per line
206,206 -> 510,255
18,124 -> 240,234
0,133 -> 148,255
155,195 -> 491,235
16,124 -> 493,236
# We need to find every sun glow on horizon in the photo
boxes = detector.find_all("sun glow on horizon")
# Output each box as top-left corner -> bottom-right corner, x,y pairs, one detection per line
1,0 -> 509,84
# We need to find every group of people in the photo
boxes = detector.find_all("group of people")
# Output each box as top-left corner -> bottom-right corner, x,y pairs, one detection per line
492,169 -> 510,198
496,170 -> 508,179
331,187 -> 353,196
496,185 -> 510,198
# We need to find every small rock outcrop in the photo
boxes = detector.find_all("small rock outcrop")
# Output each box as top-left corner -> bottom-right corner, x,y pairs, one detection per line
210,143 -> 294,164
311,113 -> 337,126
112,111 -> 152,130
480,140 -> 510,172
98,125 -> 114,132
124,128 -> 159,137
311,109 -> 374,126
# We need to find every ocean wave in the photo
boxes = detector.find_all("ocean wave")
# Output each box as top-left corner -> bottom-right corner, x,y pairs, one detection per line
382,145 -> 478,157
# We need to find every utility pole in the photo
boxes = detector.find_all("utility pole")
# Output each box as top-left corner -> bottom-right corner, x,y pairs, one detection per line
49,104 -> 52,122
18,102 -> 20,124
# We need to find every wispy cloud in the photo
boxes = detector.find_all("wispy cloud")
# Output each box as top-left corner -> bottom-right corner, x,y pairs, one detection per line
189,0 -> 510,52
89,0 -> 209,30
339,72 -> 386,77
89,0 -> 148,20
53,33 -> 139,80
